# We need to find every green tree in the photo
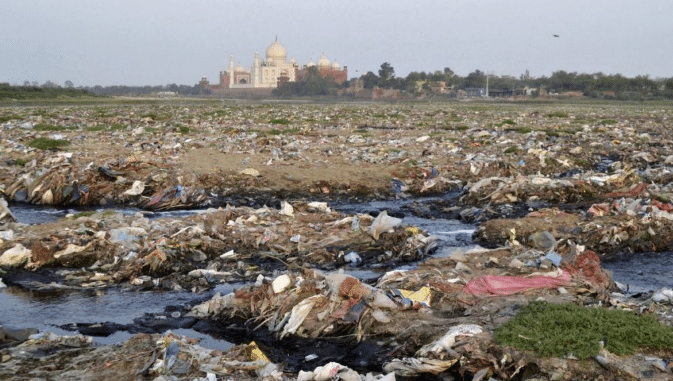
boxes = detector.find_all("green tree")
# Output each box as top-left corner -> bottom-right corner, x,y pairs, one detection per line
377,62 -> 395,88
464,70 -> 486,88
361,71 -> 379,89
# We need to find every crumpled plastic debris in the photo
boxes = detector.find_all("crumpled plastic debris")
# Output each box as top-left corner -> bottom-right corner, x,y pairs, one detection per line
463,270 -> 571,297
123,180 -> 145,196
417,324 -> 483,356
280,201 -> 294,216
0,244 -> 32,266
369,210 -> 402,240
388,286 -> 432,309
383,357 -> 457,377
651,289 -> 673,304
0,198 -> 17,222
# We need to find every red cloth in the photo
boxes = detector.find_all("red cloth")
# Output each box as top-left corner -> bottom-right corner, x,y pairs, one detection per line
463,271 -> 571,297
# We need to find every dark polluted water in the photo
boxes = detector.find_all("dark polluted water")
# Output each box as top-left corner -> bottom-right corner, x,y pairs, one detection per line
2,195 -> 672,372
0,282 -> 239,350
1,196 -> 476,357
601,251 -> 673,294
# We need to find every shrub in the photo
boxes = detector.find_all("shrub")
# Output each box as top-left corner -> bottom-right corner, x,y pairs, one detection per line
546,111 -> 568,118
34,123 -> 73,131
270,118 -> 291,125
495,301 -> 673,359
27,137 -> 70,150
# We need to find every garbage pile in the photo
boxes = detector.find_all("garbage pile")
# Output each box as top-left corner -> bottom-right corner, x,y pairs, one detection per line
181,239 -> 673,379
0,203 -> 435,290
3,103 -> 672,210
4,102 -> 673,379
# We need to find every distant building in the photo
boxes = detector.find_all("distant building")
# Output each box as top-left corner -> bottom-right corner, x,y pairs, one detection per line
199,37 -> 347,96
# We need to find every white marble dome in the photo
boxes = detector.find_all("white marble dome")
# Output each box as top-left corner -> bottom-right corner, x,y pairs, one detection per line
265,38 -> 287,63
317,54 -> 330,67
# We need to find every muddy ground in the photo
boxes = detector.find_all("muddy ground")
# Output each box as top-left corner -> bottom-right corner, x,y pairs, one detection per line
2,98 -> 673,380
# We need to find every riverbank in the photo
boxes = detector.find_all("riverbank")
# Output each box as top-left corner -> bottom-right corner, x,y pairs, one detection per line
2,99 -> 673,380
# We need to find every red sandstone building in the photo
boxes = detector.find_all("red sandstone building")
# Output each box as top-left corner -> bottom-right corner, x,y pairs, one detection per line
199,38 -> 347,95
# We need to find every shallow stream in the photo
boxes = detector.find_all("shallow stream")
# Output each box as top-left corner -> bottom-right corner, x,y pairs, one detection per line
2,196 -> 672,369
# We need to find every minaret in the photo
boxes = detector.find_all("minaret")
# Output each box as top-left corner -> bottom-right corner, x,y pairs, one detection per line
228,54 -> 235,88
253,52 -> 260,88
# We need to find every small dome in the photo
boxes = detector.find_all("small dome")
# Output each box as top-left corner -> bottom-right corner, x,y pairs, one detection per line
317,54 -> 330,67
235,63 -> 245,72
331,60 -> 340,70
306,59 -> 315,67
290,57 -> 297,65
265,38 -> 287,64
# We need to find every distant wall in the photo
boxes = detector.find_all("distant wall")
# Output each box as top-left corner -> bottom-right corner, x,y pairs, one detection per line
209,88 -> 274,98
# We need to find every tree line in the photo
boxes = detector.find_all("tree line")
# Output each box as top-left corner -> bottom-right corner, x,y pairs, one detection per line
11,64 -> 673,99
353,63 -> 673,99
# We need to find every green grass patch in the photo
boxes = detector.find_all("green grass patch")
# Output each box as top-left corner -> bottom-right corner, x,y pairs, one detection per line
268,127 -> 300,135
574,158 -> 591,167
33,123 -> 74,131
516,127 -> 532,134
140,112 -> 158,120
546,111 -> 569,118
504,146 -> 521,154
558,128 -> 582,135
27,137 -> 70,150
0,114 -> 20,123
546,130 -> 560,137
600,119 -> 617,125
270,118 -> 291,125
110,123 -> 127,131
178,126 -> 190,134
14,158 -> 28,166
73,210 -> 96,219
495,301 -> 673,360
455,125 -> 468,131
494,119 -> 517,127
85,125 -> 105,132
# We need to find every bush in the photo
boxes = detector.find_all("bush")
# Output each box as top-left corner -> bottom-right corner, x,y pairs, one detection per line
27,137 -> 70,150
495,301 -> 673,359
270,118 -> 291,125
546,111 -> 568,118
33,123 -> 73,131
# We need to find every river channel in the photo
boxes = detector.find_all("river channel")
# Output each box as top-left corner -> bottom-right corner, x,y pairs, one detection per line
2,196 -> 672,360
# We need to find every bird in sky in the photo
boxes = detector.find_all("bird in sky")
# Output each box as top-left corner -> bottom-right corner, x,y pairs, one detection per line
553,34 -> 560,37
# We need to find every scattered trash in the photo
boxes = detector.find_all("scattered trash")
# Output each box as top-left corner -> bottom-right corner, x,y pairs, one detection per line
369,210 -> 402,240
388,287 -> 432,309
0,244 -> 32,267
344,251 -> 362,264
463,270 -> 571,297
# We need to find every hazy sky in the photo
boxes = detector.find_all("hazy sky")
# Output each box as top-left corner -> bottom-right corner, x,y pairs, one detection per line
2,0 -> 672,87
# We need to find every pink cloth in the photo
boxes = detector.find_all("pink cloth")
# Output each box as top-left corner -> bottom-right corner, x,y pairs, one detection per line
463,271 -> 571,297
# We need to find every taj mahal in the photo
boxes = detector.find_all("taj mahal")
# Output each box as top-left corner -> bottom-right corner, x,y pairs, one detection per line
199,37 -> 347,94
